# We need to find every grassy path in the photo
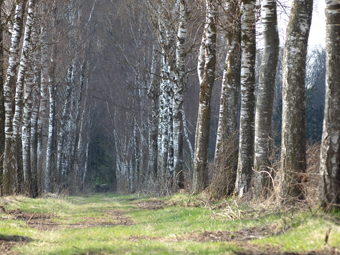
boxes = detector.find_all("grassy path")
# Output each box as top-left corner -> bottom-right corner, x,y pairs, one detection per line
0,193 -> 339,254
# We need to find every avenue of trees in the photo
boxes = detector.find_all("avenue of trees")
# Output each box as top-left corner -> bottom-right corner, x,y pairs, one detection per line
0,0 -> 338,211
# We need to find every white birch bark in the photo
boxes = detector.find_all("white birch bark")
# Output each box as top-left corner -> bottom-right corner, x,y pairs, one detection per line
167,73 -> 174,180
3,0 -> 27,194
182,107 -> 194,162
22,67 -> 33,194
235,0 -> 256,197
133,118 -> 139,192
44,2 -> 57,193
113,126 -> 121,190
147,43 -> 158,180
214,0 -> 241,196
253,0 -> 279,198
0,0 -> 5,195
173,0 -> 187,189
38,7 -> 49,188
70,60 -> 86,181
319,0 -> 340,210
193,0 -> 217,193
82,138 -> 90,187
57,64 -> 74,182
280,0 -> 312,200
45,55 -> 56,193
12,0 -> 36,194
158,19 -> 169,181
30,47 -> 40,197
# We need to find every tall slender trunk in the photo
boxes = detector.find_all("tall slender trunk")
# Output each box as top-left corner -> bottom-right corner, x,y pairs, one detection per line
13,0 -> 36,194
22,67 -> 33,195
167,77 -> 174,180
253,0 -> 279,198
30,52 -> 40,197
319,0 -> 340,210
147,43 -> 158,180
133,118 -> 139,192
182,107 -> 194,163
214,0 -> 241,196
235,0 -> 256,197
45,56 -> 56,193
280,0 -> 312,200
173,0 -> 187,189
193,0 -> 217,193
158,20 -> 170,181
70,60 -> 86,182
38,11 -> 49,192
57,64 -> 73,183
0,0 -> 5,196
3,0 -> 27,194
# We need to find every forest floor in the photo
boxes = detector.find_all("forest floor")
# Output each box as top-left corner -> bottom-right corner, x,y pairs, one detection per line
0,192 -> 339,254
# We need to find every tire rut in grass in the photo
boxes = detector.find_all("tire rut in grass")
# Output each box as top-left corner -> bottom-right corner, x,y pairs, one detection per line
68,210 -> 134,228
0,235 -> 33,254
1,208 -> 58,231
133,200 -> 165,210
185,226 -> 273,242
1,208 -> 133,231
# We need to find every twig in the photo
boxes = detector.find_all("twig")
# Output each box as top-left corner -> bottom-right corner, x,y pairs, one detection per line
324,227 -> 332,245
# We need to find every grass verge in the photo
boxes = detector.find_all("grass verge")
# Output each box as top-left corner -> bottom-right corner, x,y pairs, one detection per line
0,193 -> 339,254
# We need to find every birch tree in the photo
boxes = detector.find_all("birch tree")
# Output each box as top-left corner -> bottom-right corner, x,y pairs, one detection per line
0,0 -> 5,195
45,3 -> 57,192
3,0 -> 27,194
253,0 -> 279,198
193,0 -> 217,193
173,0 -> 187,189
235,0 -> 256,197
30,57 -> 40,196
12,0 -> 36,193
213,0 -> 241,196
319,0 -> 340,211
280,0 -> 312,200
147,43 -> 158,180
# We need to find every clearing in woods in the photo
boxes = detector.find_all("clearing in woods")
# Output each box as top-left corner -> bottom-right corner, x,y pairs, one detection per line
0,193 -> 339,254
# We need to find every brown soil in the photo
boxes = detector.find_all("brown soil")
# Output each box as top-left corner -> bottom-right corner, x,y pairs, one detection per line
1,208 -> 58,231
234,244 -> 340,255
0,208 -> 133,253
1,208 -> 133,231
0,235 -> 33,255
185,226 -> 274,242
68,210 -> 133,228
133,200 -> 165,210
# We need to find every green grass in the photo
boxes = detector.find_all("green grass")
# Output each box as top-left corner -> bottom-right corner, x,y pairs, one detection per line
0,193 -> 339,254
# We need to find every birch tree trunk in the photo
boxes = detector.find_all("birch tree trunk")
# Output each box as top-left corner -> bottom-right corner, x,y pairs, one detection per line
30,61 -> 40,197
173,0 -> 187,189
319,0 -> 340,210
235,0 -> 256,197
158,20 -> 169,181
133,118 -> 139,192
280,0 -> 312,200
193,0 -> 217,193
45,2 -> 57,190
3,0 -> 27,194
38,11 -> 49,190
57,64 -> 73,183
147,43 -> 158,180
70,60 -> 86,183
214,0 -> 241,196
253,0 -> 279,198
0,0 -> 5,195
45,56 -> 56,193
12,0 -> 36,194
22,66 -> 33,195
